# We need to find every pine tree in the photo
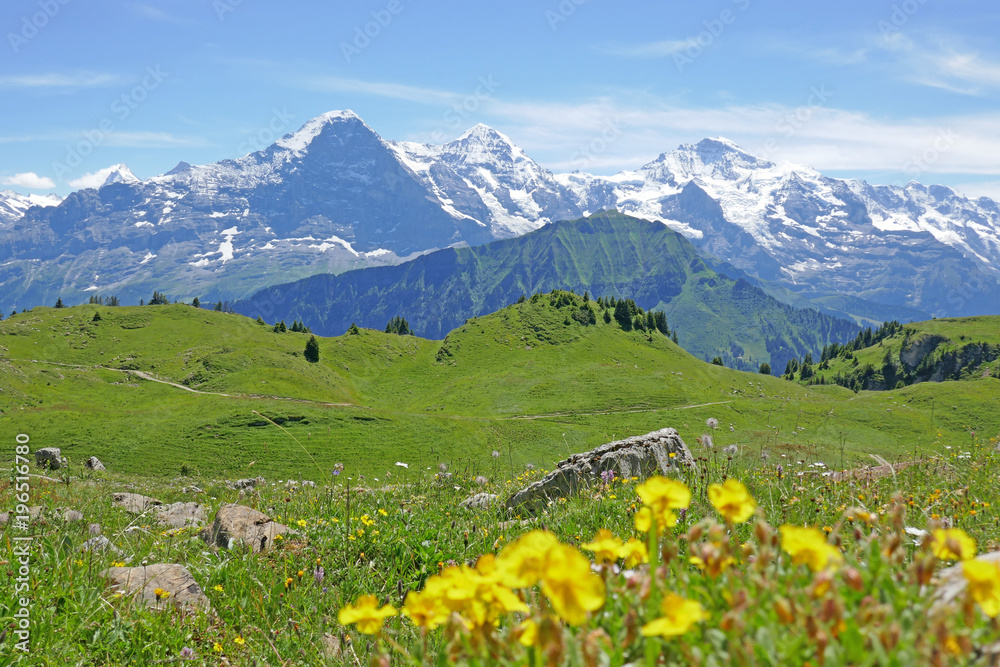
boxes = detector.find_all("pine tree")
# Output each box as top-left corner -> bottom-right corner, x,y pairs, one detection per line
214,301 -> 223,312
348,323 -> 360,335
55,297 -> 65,308
92,311 -> 102,322
192,297 -> 200,308
255,316 -> 266,325
149,291 -> 169,305
516,294 -> 526,304
711,356 -> 724,366
671,330 -> 679,344
759,362 -> 772,375
304,335 -> 320,363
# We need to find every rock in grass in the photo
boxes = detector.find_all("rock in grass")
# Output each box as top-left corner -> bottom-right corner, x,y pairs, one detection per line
227,477 -> 265,490
61,509 -> 84,522
202,504 -> 293,553
504,427 -> 693,513
112,492 -> 162,514
155,502 -> 206,529
100,564 -> 210,613
459,493 -> 498,510
85,456 -> 106,471
34,447 -> 64,470
82,535 -> 122,554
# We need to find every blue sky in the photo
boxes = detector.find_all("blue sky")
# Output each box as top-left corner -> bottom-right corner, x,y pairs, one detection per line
3,0 -> 1000,198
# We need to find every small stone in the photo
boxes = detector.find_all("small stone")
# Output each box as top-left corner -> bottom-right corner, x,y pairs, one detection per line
82,535 -> 122,555
88,523 -> 102,535
35,447 -> 63,470
62,509 -> 84,522
227,477 -> 265,490
85,456 -> 106,471
112,492 -> 162,514
320,633 -> 342,660
459,493 -> 497,510
155,502 -> 206,529
202,504 -> 294,553
100,564 -> 210,613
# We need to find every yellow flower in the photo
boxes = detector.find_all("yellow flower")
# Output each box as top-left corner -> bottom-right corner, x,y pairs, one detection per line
338,594 -> 397,634
296,519 -> 308,528
234,636 -> 245,646
154,588 -> 170,601
496,530 -> 560,588
539,543 -> 605,626
641,593 -> 707,637
516,618 -> 538,647
961,559 -> 1000,618
930,528 -> 976,561
634,476 -> 690,533
213,642 -> 223,653
378,508 -> 388,516
780,525 -> 844,572
401,588 -> 449,630
111,561 -> 126,568
689,549 -> 735,578
708,479 -> 756,524
284,577 -> 294,589
581,530 -> 624,565
213,584 -> 224,592
619,538 -> 649,568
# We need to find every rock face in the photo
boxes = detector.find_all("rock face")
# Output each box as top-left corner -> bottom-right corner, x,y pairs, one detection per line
85,456 -> 106,471
112,492 -> 162,514
203,504 -> 293,553
100,564 -> 210,613
505,428 -> 693,512
35,447 -> 64,470
155,502 -> 206,529
459,493 -> 498,510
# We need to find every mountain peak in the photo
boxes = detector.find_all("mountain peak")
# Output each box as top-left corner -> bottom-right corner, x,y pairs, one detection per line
274,110 -> 371,153
455,123 -> 513,144
102,163 -> 141,187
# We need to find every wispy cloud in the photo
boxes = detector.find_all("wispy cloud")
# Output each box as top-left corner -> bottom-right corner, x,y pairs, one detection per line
0,72 -> 121,89
293,75 -> 461,105
68,166 -> 124,189
2,172 -> 56,189
597,39 -> 700,58
100,131 -> 208,148
131,3 -> 197,28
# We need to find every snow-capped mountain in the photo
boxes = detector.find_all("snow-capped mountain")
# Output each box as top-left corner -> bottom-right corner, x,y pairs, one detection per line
0,190 -> 61,226
3,111 -> 999,317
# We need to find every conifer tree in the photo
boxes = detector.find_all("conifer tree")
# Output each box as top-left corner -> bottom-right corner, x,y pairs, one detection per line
348,323 -> 360,335
256,316 -> 266,325
92,311 -> 102,322
55,297 -> 65,308
192,297 -> 200,308
759,362 -> 772,375
304,335 -> 320,363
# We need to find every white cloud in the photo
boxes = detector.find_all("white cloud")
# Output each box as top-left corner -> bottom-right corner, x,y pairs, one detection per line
597,39 -> 701,58
1,172 -> 56,189
67,166 -> 121,189
0,72 -> 120,88
294,75 -> 460,105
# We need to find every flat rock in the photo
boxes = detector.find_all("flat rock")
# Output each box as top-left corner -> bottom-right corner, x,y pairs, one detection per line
85,456 -> 106,471
35,447 -> 64,470
505,427 -> 693,512
61,509 -> 84,522
100,564 -> 210,613
459,493 -> 497,510
203,504 -> 293,553
82,535 -> 122,554
112,492 -> 162,514
155,502 -> 206,529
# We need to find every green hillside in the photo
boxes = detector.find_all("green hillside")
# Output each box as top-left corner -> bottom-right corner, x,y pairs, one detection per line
235,211 -> 859,372
2,297 -> 998,481
784,316 -> 1000,391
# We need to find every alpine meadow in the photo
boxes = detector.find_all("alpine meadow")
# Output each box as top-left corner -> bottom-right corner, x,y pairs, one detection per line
3,1 -> 1000,665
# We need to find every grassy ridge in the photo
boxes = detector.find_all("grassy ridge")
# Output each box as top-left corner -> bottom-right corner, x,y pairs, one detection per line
1,297 -> 998,480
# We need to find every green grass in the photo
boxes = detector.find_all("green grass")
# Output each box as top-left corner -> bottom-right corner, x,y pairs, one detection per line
2,297 -> 998,481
